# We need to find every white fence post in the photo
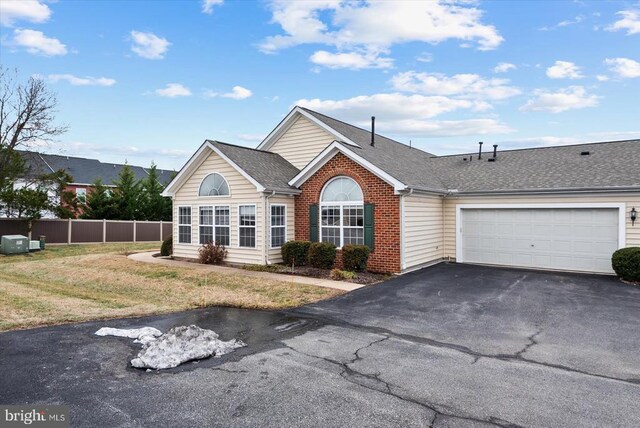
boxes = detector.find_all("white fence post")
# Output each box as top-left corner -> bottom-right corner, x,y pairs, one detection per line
159,220 -> 163,241
67,218 -> 72,244
103,219 -> 107,243
133,220 -> 137,243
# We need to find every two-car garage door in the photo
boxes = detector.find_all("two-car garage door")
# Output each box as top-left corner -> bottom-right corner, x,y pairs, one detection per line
459,207 -> 621,274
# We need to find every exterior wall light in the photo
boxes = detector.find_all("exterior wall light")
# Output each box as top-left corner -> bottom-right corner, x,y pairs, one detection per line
631,207 -> 637,226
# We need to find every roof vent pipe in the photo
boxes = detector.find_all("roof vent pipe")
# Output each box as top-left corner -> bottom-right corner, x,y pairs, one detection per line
478,141 -> 483,160
493,144 -> 498,159
371,116 -> 375,147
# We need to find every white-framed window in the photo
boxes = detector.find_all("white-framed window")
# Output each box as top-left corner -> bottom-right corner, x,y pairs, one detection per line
199,173 -> 230,197
214,206 -> 230,246
320,177 -> 364,248
76,188 -> 87,203
270,204 -> 286,248
238,205 -> 256,248
178,206 -> 192,244
199,206 -> 214,245
200,206 -> 230,246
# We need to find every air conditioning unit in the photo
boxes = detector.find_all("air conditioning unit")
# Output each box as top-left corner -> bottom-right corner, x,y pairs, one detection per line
29,240 -> 42,251
1,235 -> 30,255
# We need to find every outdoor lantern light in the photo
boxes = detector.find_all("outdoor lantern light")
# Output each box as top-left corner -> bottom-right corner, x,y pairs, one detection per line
631,207 -> 637,226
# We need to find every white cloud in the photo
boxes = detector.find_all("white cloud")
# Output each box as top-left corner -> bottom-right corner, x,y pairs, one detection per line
155,83 -> 192,98
310,50 -> 393,69
604,57 -> 640,78
391,71 -> 521,100
48,74 -> 116,86
416,52 -> 433,63
375,118 -> 513,137
495,136 -> 582,148
596,74 -> 610,82
261,1 -> 502,69
606,10 -> 640,35
202,0 -> 223,14
130,31 -> 170,60
520,86 -> 599,113
546,61 -> 584,79
0,0 -> 51,27
12,29 -> 67,56
539,15 -> 585,31
297,93 -> 490,120
494,62 -> 516,73
237,133 -> 264,142
205,86 -> 253,100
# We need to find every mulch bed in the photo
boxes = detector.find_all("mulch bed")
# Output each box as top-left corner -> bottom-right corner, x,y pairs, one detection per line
273,265 -> 389,285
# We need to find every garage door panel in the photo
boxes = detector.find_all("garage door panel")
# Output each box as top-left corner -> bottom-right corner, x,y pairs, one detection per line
461,208 -> 618,274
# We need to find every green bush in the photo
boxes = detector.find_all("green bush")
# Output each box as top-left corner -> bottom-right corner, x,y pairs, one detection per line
308,242 -> 337,269
198,241 -> 227,265
612,247 -> 640,282
342,244 -> 371,271
160,236 -> 172,256
330,269 -> 357,280
281,240 -> 311,266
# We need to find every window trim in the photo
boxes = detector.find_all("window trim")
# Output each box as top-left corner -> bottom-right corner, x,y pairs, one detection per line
177,205 -> 192,244
270,204 -> 287,249
198,172 -> 231,198
319,176 -> 364,249
198,205 -> 231,246
237,204 -> 257,248
75,187 -> 87,203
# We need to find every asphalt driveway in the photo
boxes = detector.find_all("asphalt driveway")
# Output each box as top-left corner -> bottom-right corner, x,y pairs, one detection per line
1,263 -> 639,427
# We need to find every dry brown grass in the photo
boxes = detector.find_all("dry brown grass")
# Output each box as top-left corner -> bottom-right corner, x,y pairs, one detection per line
0,244 -> 342,331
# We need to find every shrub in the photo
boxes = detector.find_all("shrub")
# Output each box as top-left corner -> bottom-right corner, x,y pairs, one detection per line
342,244 -> 371,271
308,242 -> 336,269
281,240 -> 311,266
243,264 -> 285,273
160,236 -> 173,256
612,247 -> 640,282
198,241 -> 227,265
330,269 -> 357,281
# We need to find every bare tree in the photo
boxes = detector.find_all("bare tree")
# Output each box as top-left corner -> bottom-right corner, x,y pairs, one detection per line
0,67 -> 68,176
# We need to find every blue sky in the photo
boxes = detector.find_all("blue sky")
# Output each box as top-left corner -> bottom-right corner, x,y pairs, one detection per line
1,0 -> 639,170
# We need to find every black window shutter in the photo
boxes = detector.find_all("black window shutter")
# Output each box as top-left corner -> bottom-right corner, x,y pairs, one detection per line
364,203 -> 374,251
309,204 -> 319,242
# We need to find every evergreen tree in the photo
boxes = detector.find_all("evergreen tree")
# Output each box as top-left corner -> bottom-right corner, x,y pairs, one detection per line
140,163 -> 170,220
111,164 -> 141,220
81,179 -> 117,219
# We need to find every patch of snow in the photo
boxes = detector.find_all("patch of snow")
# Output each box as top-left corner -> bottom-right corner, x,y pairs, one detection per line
130,325 -> 246,370
94,327 -> 162,341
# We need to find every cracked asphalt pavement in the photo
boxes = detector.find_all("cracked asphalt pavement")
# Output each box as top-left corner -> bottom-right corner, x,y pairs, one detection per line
2,263 -> 639,427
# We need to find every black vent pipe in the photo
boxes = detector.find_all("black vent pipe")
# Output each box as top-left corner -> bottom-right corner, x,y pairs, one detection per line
371,116 -> 375,147
478,141 -> 483,160
493,144 -> 498,159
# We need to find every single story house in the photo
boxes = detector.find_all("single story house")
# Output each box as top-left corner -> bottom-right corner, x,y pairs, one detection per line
162,106 -> 639,275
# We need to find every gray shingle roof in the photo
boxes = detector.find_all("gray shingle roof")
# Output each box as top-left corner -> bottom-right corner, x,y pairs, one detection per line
19,151 -> 174,186
300,108 -> 446,191
300,108 -> 640,193
428,140 -> 640,193
208,141 -> 300,192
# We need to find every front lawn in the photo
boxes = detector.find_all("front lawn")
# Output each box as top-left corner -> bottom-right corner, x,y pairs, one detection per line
0,244 -> 342,332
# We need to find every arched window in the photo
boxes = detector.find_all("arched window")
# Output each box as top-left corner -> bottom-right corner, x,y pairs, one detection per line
199,173 -> 230,196
320,176 -> 364,247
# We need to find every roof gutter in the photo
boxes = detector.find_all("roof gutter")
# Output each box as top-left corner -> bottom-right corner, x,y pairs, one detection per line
445,186 -> 640,197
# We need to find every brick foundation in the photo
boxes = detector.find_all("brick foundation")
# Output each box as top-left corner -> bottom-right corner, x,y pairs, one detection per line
294,153 -> 401,273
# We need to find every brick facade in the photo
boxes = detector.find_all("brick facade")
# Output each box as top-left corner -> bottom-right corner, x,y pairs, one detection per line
294,152 -> 402,273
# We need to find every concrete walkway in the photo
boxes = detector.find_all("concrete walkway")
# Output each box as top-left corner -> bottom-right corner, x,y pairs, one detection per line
127,251 -> 364,292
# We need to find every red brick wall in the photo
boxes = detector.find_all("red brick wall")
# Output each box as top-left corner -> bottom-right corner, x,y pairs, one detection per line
294,152 -> 401,273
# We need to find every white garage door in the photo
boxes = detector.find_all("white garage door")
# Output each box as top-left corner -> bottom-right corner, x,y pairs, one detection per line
460,208 -> 620,274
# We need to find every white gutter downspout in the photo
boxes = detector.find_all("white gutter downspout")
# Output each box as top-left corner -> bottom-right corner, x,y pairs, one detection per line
400,189 -> 413,271
264,191 -> 276,265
